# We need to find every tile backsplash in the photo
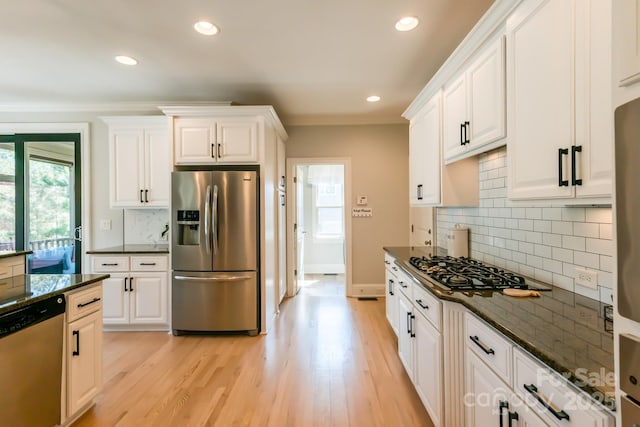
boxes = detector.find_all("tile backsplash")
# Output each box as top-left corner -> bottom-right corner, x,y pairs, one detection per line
437,147 -> 613,303
124,209 -> 170,245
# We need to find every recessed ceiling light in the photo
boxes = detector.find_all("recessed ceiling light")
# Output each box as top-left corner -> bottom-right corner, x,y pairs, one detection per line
367,95 -> 381,103
115,55 -> 138,66
194,20 -> 219,36
395,16 -> 419,32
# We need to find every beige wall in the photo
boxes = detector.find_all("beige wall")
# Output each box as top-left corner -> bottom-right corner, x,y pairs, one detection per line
286,124 -> 410,286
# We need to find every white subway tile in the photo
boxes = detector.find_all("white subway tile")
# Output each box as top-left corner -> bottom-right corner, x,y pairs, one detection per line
506,260 -> 519,271
543,258 -> 563,274
542,207 -> 562,220
526,208 -> 542,220
506,240 -> 519,251
494,218 -> 505,228
599,271 -> 613,288
563,262 -> 576,277
534,220 -> 552,233
494,237 -> 506,248
552,247 -> 574,263
573,251 -> 600,269
553,273 -> 575,291
527,254 -> 544,269
526,231 -> 543,244
499,248 -> 512,260
520,264 -> 535,277
573,222 -> 599,238
562,207 -> 586,222
506,219 -> 519,229
600,255 -> 613,273
534,268 -> 553,284
519,219 -> 534,231
552,221 -> 573,235
586,238 -> 612,256
535,244 -> 552,258
519,242 -> 535,255
493,198 -> 506,208
512,251 -> 527,264
543,233 -> 562,248
512,208 -> 526,219
599,287 -> 613,304
586,208 -> 612,224
562,235 -> 586,251
574,283 -> 600,300
600,223 -> 612,240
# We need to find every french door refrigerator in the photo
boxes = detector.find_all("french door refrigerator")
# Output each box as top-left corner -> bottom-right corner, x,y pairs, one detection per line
171,169 -> 259,336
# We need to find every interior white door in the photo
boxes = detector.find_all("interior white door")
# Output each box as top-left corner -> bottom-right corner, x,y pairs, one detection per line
295,167 -> 305,289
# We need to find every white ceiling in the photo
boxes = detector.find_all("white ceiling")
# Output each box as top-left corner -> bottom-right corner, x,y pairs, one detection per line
1,0 -> 494,126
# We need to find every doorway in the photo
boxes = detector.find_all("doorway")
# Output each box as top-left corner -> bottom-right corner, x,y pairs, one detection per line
287,158 -> 352,297
0,132 -> 83,274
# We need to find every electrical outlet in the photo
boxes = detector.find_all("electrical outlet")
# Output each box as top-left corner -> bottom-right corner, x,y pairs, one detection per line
100,219 -> 112,231
575,267 -> 598,289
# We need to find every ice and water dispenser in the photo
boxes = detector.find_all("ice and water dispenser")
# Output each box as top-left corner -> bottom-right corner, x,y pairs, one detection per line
176,210 -> 200,246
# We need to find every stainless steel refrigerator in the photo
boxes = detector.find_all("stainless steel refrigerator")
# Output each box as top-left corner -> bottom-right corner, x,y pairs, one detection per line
171,169 -> 259,336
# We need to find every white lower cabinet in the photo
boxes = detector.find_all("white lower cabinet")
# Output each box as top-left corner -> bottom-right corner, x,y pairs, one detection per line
384,254 -> 398,336
91,255 -> 168,329
397,291 -> 415,379
63,284 -> 103,425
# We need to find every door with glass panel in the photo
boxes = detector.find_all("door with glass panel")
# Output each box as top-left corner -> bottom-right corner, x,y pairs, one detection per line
0,134 -> 81,273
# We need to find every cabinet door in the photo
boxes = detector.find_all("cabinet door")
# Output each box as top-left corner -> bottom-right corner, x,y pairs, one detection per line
277,136 -> 286,190
385,269 -> 398,336
465,351 -> 512,427
110,129 -> 145,207
144,127 -> 170,206
102,273 -> 129,324
397,292 -> 415,379
617,0 -> 640,86
217,120 -> 258,162
507,0 -> 574,200
174,118 -> 216,164
414,312 -> 442,427
467,36 -> 506,151
443,73 -> 468,161
409,94 -> 441,205
129,272 -> 168,324
67,310 -> 103,416
277,193 -> 287,302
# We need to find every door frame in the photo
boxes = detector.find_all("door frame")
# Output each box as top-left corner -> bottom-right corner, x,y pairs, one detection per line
0,123 -> 91,271
286,157 -> 352,297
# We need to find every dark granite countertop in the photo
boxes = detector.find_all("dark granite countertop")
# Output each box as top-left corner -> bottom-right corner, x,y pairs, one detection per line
384,246 -> 615,412
87,244 -> 169,254
0,250 -> 33,259
0,273 -> 110,315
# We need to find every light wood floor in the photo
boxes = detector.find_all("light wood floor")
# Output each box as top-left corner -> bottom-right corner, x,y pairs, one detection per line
74,283 -> 434,427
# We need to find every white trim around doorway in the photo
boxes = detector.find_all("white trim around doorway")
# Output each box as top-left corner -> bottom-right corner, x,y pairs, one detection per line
286,157 -> 353,297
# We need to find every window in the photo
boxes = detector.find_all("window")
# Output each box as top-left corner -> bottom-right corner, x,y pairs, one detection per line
0,143 -> 15,250
313,182 -> 344,239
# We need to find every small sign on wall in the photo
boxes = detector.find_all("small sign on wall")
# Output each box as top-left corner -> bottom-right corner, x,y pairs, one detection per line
352,208 -> 373,217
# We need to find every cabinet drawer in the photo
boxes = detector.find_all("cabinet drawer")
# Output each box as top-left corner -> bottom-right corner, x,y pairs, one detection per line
384,253 -> 396,269
513,348 -> 612,426
395,269 -> 413,300
131,256 -> 167,271
91,256 -> 129,272
412,282 -> 442,331
465,312 -> 513,385
67,284 -> 103,323
0,256 -> 25,279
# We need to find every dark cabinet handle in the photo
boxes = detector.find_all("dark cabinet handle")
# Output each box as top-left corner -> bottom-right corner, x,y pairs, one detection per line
469,335 -> 495,355
406,312 -> 411,335
558,148 -> 569,187
124,277 -> 129,292
217,143 -> 222,159
129,277 -> 134,291
388,279 -> 394,296
499,401 -> 508,427
460,123 -> 465,146
571,145 -> 582,186
464,121 -> 470,145
140,189 -> 144,203
211,143 -> 215,158
417,184 -> 423,200
144,189 -> 149,203
416,299 -> 429,310
139,262 -> 157,266
72,330 -> 80,356
399,281 -> 408,289
508,411 -> 519,427
101,263 -> 119,266
410,314 -> 415,337
77,297 -> 101,308
392,266 -> 398,272
384,260 -> 391,265
523,384 -> 570,421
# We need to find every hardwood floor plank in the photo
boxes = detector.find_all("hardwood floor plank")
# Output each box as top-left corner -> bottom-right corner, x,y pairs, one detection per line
74,285 -> 434,427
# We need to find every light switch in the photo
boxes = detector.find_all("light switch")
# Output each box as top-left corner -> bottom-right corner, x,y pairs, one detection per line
100,219 -> 112,231
357,196 -> 368,205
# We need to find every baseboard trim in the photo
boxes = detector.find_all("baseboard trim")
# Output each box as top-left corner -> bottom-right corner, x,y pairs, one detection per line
303,263 -> 345,274
351,283 -> 385,297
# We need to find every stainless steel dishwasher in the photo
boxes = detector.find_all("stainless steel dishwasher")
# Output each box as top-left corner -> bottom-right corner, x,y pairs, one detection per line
0,295 -> 66,427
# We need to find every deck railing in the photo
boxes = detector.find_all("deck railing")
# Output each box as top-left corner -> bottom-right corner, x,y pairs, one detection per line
0,238 -> 74,253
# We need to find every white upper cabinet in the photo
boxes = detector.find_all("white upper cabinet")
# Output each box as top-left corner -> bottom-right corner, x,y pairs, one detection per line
103,116 -> 170,208
507,0 -> 612,202
173,117 -> 258,164
410,93 -> 442,205
617,0 -> 640,87
443,36 -> 506,164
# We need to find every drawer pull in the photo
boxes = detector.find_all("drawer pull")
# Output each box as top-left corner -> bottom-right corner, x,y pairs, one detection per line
469,335 -> 495,355
399,281 -> 408,289
72,330 -> 80,356
415,299 -> 429,310
77,297 -> 101,308
101,263 -> 119,266
392,266 -> 398,272
523,384 -> 570,421
139,262 -> 157,266
384,260 -> 391,265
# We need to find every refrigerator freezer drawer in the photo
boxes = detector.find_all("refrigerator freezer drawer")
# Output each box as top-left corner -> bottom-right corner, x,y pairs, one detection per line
172,271 -> 258,335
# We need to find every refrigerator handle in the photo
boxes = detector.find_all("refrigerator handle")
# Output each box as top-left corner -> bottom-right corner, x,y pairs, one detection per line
213,184 -> 219,255
204,185 -> 212,254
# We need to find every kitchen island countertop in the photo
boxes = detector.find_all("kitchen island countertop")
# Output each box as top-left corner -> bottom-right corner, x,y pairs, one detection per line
384,246 -> 615,412
0,273 -> 109,315
87,244 -> 169,254
0,250 -> 32,259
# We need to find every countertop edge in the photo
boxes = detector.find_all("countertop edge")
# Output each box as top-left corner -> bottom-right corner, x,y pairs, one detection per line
383,246 -> 616,413
0,250 -> 33,259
